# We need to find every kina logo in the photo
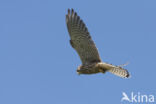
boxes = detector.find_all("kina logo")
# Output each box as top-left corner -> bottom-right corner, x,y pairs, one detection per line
121,92 -> 155,103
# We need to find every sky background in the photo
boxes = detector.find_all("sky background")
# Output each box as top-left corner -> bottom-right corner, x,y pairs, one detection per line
0,0 -> 156,104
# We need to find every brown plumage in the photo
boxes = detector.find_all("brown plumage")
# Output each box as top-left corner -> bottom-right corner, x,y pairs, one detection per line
66,9 -> 130,78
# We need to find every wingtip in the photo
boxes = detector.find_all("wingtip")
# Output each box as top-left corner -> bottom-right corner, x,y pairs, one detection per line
68,8 -> 71,15
67,8 -> 74,12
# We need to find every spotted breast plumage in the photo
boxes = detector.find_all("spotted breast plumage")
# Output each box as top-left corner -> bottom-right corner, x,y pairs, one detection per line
66,9 -> 130,78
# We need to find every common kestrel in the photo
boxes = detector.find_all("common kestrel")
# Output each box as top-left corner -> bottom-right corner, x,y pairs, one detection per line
66,9 -> 130,78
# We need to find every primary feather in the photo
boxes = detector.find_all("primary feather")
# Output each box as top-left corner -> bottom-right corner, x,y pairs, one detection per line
66,9 -> 101,65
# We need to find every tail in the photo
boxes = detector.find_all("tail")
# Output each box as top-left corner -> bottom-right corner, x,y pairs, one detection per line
108,67 -> 130,78
98,62 -> 130,78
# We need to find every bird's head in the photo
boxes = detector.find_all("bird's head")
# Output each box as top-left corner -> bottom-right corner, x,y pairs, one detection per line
76,65 -> 83,75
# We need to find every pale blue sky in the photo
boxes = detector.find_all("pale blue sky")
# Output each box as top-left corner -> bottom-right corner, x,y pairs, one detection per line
0,0 -> 156,104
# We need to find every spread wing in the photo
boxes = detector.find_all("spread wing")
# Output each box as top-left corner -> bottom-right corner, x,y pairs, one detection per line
66,9 -> 101,65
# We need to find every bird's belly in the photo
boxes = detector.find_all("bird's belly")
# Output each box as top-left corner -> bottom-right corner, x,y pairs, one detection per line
77,66 -> 100,74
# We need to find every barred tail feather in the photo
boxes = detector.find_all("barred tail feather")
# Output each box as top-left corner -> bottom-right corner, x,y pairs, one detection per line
108,67 -> 130,78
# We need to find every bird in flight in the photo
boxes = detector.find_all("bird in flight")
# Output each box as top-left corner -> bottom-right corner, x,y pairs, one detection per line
66,9 -> 130,78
